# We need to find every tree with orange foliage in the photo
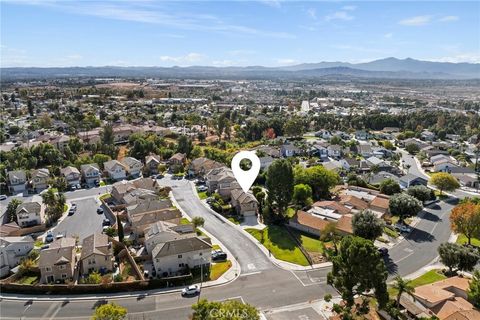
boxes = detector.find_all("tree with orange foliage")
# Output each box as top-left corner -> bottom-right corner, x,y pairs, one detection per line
450,202 -> 480,245
263,128 -> 276,140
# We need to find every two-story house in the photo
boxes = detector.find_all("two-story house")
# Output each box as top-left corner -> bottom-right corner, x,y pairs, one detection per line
30,168 -> 50,192
145,154 -> 161,175
187,157 -> 223,178
16,201 -> 45,228
7,170 -> 27,194
80,163 -> 101,186
230,189 -> 258,217
0,235 -> 35,278
121,157 -> 143,178
60,166 -> 81,187
104,160 -> 127,181
38,237 -> 76,284
79,233 -> 113,275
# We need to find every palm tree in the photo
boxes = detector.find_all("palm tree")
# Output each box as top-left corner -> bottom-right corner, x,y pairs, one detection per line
41,189 -> 56,207
392,275 -> 415,308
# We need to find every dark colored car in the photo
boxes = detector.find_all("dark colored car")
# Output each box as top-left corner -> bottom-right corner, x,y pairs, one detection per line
378,247 -> 389,256
212,251 -> 227,261
102,219 -> 111,227
97,207 -> 104,214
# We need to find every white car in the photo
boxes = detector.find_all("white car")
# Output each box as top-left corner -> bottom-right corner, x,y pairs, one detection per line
181,285 -> 200,296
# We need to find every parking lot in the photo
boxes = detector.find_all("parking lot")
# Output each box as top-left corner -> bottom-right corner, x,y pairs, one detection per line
51,197 -> 113,242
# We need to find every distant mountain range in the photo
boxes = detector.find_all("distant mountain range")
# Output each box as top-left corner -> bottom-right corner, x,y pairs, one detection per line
1,58 -> 479,80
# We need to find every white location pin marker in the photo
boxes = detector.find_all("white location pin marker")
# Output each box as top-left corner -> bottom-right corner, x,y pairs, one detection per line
231,151 -> 261,193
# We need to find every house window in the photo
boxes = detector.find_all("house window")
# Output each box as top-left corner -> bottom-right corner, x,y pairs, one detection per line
45,267 -> 52,272
61,274 -> 67,279
59,265 -> 66,270
179,263 -> 184,267
178,255 -> 182,259
199,253 -> 202,256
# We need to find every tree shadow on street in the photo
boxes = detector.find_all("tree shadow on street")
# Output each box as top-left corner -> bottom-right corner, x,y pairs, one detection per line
406,228 -> 435,243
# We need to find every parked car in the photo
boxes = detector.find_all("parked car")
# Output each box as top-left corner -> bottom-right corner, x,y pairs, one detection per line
97,207 -> 104,214
212,251 -> 227,261
55,234 -> 64,240
197,185 -> 208,192
102,219 -> 111,227
45,232 -> 54,243
206,197 -> 215,204
378,247 -> 389,256
181,285 -> 200,296
94,180 -> 100,187
0,195 -> 7,200
395,224 -> 412,233
68,204 -> 77,215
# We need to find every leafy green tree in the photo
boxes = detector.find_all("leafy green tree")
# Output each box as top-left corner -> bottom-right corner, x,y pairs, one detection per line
328,236 -> 389,308
438,242 -> 480,274
27,99 -> 34,116
407,185 -> 435,203
294,165 -> 340,200
382,140 -> 395,150
93,154 -> 111,170
6,198 -> 22,223
177,135 -> 193,157
192,299 -> 259,320
266,159 -> 294,218
352,210 -> 384,240
392,276 -> 415,308
430,172 -> 460,195
41,188 -> 57,207
405,143 -> 420,154
468,269 -> 480,308
192,216 -> 205,228
379,179 -> 401,195
293,184 -> 313,207
84,271 -> 102,284
283,118 -> 304,137
320,221 -> 340,255
92,302 -> 127,320
389,193 -> 423,221
346,173 -> 368,188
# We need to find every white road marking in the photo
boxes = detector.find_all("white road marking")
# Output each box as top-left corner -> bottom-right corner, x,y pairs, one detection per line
240,271 -> 262,277
247,263 -> 256,270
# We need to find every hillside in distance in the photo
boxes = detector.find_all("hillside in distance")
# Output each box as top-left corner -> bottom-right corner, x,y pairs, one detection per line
1,58 -> 479,80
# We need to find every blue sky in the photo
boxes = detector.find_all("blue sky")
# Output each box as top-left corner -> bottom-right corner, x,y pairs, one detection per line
1,1 -> 479,67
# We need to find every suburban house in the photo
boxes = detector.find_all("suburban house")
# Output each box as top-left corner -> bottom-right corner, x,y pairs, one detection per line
126,199 -> 182,236
259,156 -> 274,171
0,235 -> 35,278
401,276 -> 478,320
104,160 -> 128,181
30,168 -> 50,192
169,153 -> 186,169
433,159 -> 458,173
38,237 -> 76,284
356,143 -> 373,158
399,173 -> 428,188
7,170 -> 27,194
16,201 -> 45,228
111,178 -> 162,205
281,144 -> 301,157
327,145 -> 343,159
145,154 -> 161,175
79,233 -> 113,275
288,210 -> 329,237
144,221 -> 195,255
355,130 -> 370,140
367,171 -> 400,185
121,157 -> 144,178
230,189 -> 258,217
205,167 -> 237,196
187,157 -> 223,178
80,163 -> 101,186
151,236 -> 212,277
60,166 -> 81,187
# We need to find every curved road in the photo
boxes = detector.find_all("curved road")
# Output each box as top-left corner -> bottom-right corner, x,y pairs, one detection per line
0,174 -> 460,319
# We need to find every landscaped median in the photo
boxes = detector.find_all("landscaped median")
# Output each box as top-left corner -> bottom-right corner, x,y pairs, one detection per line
245,225 -> 311,266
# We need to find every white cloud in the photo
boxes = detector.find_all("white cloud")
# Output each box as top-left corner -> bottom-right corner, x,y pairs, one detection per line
159,53 -> 205,64
325,11 -> 354,21
307,8 -> 317,20
439,15 -> 459,22
384,33 -> 393,39
399,15 -> 432,26
276,58 -> 297,65
430,53 -> 480,63
342,5 -> 356,11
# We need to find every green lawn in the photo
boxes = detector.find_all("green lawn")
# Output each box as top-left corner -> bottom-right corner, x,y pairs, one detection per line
17,276 -> 39,285
197,191 -> 208,200
456,234 -> 480,247
388,270 -> 446,298
63,204 -> 68,212
245,226 -> 310,266
291,230 -> 327,253
209,260 -> 232,280
180,217 -> 191,225
383,226 -> 399,239
211,244 -> 221,251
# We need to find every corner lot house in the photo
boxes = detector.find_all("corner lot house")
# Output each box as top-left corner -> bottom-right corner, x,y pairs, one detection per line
104,160 -> 127,181
79,233 -> 113,275
16,201 -> 44,228
38,238 -> 76,284
30,168 -> 50,192
60,166 -> 81,187
80,163 -> 101,186
0,235 -> 34,278
230,189 -> 258,217
7,170 -> 27,194
121,157 -> 144,178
